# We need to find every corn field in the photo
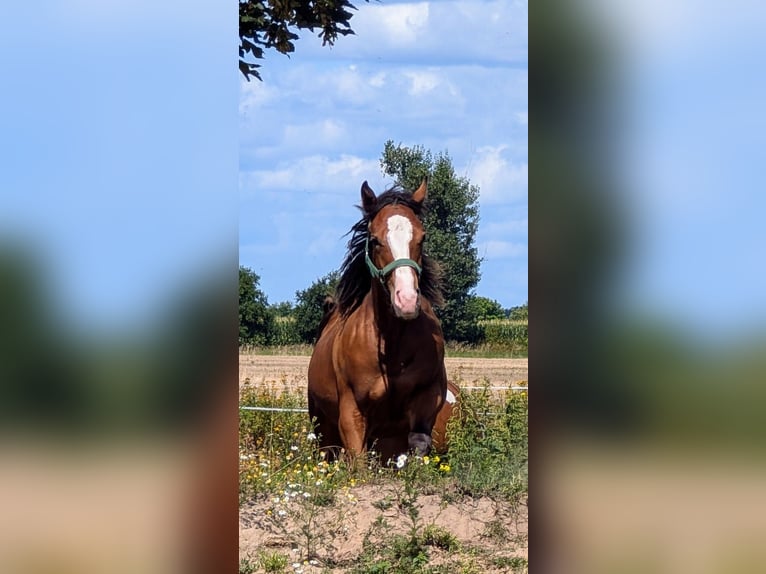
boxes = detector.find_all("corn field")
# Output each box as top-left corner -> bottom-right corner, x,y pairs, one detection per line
268,315 -> 527,352
478,319 -> 528,349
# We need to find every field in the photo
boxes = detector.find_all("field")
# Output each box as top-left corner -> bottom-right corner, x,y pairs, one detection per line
239,351 -> 528,574
239,354 -> 528,392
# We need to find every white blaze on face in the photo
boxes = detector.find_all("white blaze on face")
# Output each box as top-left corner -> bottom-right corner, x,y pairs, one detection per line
386,214 -> 419,317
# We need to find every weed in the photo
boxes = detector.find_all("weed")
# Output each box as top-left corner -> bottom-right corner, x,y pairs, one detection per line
482,519 -> 509,543
491,555 -> 527,572
444,380 -> 528,500
372,494 -> 394,511
421,524 -> 459,551
239,556 -> 257,574
257,550 -> 289,573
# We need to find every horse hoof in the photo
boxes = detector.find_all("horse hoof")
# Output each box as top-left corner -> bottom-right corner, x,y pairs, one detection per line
408,432 -> 431,455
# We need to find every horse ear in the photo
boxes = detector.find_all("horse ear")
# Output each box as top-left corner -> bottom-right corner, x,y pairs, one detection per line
361,181 -> 377,212
411,177 -> 428,205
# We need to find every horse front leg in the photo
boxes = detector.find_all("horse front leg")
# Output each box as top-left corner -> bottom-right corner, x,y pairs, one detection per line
337,388 -> 367,460
407,387 -> 445,456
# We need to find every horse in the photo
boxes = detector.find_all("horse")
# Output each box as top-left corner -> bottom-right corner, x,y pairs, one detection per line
307,178 -> 448,463
431,380 -> 461,454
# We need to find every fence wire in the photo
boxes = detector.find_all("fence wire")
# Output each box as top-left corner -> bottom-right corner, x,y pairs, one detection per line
240,385 -> 527,413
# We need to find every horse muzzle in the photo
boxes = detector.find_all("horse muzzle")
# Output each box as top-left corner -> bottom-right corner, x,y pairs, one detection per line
392,283 -> 421,320
390,263 -> 421,319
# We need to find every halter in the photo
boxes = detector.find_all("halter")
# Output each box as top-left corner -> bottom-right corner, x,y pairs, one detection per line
364,235 -> 422,283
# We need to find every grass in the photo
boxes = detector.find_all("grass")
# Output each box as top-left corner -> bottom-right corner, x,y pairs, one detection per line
240,341 -> 527,359
241,344 -> 314,356
444,341 -> 527,359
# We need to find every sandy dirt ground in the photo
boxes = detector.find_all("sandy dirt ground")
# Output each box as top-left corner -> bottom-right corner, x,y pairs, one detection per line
239,485 -> 528,573
239,354 -> 528,392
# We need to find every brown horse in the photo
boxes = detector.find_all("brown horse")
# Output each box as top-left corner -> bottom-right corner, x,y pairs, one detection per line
431,380 -> 461,454
307,179 -> 447,463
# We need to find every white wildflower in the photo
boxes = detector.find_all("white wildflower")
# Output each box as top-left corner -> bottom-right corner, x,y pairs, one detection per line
396,454 -> 408,469
307,432 -> 317,441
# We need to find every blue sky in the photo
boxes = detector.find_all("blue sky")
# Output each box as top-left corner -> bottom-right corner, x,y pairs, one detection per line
1,3 -> 237,331
239,0 -> 529,309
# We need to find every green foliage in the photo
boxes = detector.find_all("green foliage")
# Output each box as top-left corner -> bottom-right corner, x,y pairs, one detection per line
467,295 -> 506,322
258,550 -> 289,573
239,381 -> 367,505
445,382 -> 528,499
239,556 -> 257,574
356,532 -> 430,574
239,0 -> 366,81
491,556 -> 527,572
239,266 -> 275,346
293,270 -> 339,344
271,316 -> 301,346
421,525 -> 460,551
380,141 -> 482,343
507,301 -> 528,321
479,319 -> 528,351
270,300 -> 294,317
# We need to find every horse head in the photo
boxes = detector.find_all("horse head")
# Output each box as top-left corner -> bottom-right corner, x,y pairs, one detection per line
361,179 -> 427,320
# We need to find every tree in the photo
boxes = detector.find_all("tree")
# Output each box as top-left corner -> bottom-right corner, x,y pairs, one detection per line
240,0 -> 366,81
239,266 -> 275,345
270,300 -> 294,318
380,141 -> 482,342
468,296 -> 506,322
507,301 -> 528,321
293,271 -> 339,344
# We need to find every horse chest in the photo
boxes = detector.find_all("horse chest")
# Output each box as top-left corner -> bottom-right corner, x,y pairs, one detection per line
365,368 -> 421,405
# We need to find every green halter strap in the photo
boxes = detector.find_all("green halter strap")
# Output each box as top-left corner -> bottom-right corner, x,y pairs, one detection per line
364,235 -> 422,283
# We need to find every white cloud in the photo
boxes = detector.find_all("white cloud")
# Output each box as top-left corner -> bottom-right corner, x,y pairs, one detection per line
480,240 -> 528,259
242,154 -> 380,194
468,145 -> 527,204
239,78 -> 278,112
286,1 -> 524,66
369,72 -> 387,88
333,67 -> 376,105
375,3 -> 430,44
404,70 -> 440,95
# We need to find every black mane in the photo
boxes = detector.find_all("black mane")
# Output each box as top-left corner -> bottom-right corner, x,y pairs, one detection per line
335,185 -> 443,318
